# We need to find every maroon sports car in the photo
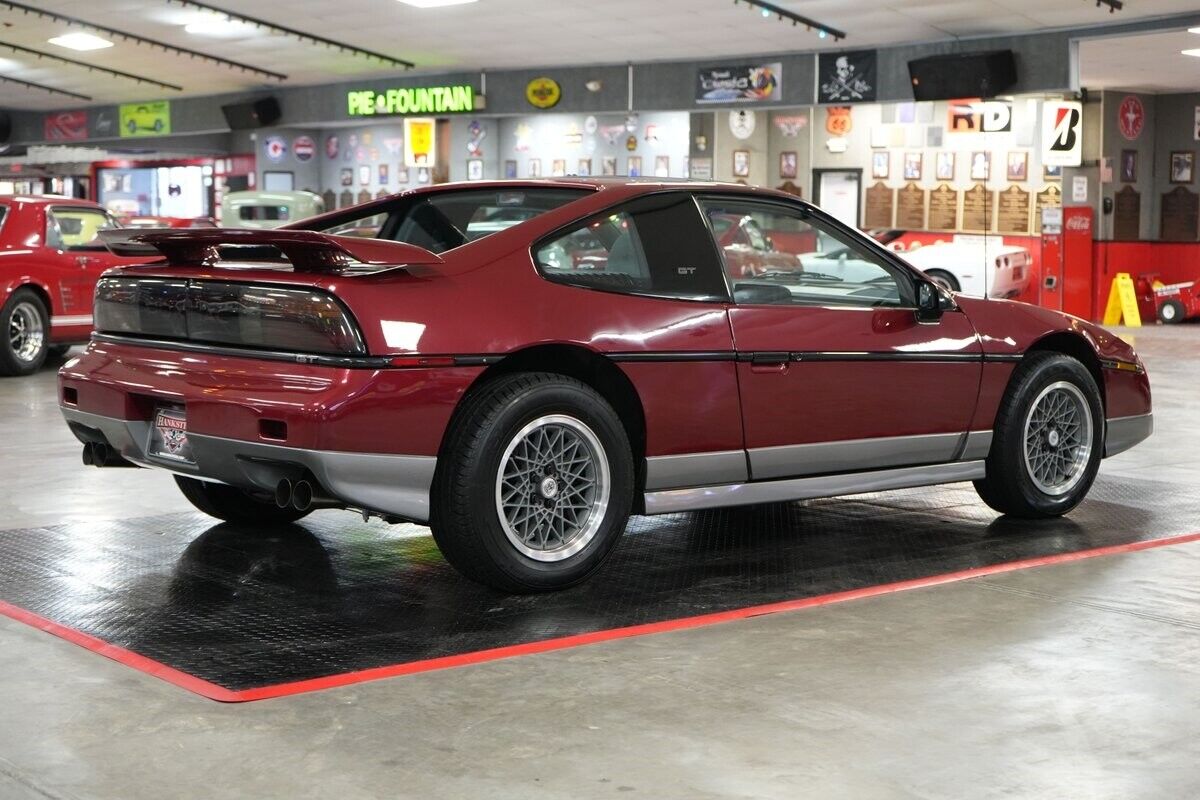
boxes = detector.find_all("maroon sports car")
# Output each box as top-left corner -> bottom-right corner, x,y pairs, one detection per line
59,179 -> 1152,591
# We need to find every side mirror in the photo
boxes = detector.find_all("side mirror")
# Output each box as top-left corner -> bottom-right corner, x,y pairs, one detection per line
916,280 -> 944,323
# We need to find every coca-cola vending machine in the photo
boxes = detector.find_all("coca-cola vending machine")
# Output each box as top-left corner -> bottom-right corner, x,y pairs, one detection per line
1039,206 -> 1094,318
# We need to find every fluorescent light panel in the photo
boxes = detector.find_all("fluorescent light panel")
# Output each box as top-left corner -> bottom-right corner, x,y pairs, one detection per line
396,0 -> 478,7
47,32 -> 114,51
1183,48 -> 1200,57
184,13 -> 255,36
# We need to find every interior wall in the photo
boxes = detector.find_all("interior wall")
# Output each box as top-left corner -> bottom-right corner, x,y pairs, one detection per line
1095,91 -> 1157,241
1153,91 -> 1200,241
497,111 -> 689,179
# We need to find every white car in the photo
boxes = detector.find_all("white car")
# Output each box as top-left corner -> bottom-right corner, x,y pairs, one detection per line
894,238 -> 1031,299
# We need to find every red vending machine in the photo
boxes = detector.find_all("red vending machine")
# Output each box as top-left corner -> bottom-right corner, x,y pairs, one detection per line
1061,206 -> 1095,320
1039,206 -> 1094,319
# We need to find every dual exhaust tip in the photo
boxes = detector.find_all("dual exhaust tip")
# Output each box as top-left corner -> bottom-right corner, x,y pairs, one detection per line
274,477 -> 329,512
81,441 -> 134,468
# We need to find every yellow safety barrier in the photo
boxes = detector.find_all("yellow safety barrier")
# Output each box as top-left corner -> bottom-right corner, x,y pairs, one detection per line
1102,272 -> 1141,327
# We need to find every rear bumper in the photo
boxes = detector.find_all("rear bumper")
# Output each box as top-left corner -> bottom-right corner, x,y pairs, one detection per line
1105,413 -> 1153,458
62,407 -> 437,522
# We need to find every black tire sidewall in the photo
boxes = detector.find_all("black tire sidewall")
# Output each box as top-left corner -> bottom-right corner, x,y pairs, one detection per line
439,376 -> 633,591
925,270 -> 960,292
991,355 -> 1104,516
1159,300 -> 1184,324
0,289 -> 49,377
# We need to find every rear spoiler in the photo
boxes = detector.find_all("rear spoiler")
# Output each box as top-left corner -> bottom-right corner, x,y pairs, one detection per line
99,228 -> 443,273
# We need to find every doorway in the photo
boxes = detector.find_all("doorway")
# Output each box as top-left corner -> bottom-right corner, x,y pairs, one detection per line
813,169 -> 862,229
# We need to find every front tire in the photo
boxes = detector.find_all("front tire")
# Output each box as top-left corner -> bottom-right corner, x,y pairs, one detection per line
0,288 -> 50,377
973,352 -> 1103,518
175,476 -> 311,525
430,372 -> 634,592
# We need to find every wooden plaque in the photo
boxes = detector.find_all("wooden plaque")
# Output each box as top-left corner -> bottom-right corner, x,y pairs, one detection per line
1032,184 -> 1061,234
1112,186 -> 1141,241
863,182 -> 894,229
895,183 -> 927,230
961,183 -> 994,232
996,185 -> 1031,234
1160,186 -> 1199,242
356,189 -> 373,205
338,190 -> 354,209
927,183 -> 958,231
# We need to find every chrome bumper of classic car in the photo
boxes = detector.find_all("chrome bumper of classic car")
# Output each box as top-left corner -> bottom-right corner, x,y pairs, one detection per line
1105,413 -> 1154,458
60,407 -> 437,523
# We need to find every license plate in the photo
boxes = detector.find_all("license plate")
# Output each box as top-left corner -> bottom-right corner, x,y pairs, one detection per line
148,406 -> 194,464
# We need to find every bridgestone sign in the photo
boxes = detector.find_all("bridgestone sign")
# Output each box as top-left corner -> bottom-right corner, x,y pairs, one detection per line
347,86 -> 475,117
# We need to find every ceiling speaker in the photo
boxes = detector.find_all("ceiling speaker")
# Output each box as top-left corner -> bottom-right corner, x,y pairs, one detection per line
908,50 -> 1017,101
221,97 -> 282,129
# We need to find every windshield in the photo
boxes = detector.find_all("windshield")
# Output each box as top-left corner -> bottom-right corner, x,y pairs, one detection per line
314,188 -> 590,254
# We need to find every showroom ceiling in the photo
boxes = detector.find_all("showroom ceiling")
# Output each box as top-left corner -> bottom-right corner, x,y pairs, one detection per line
1079,28 -> 1200,93
0,0 -> 1198,110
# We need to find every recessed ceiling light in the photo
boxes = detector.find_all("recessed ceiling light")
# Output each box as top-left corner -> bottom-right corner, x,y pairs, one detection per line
48,32 -> 114,51
184,13 -> 255,36
1189,27 -> 1200,34
396,0 -> 478,7
1183,48 -> 1200,57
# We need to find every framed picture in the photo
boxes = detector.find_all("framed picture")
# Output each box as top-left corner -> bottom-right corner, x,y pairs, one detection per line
504,159 -> 518,179
358,165 -> 371,186
378,163 -> 389,185
601,156 -> 618,176
628,156 -> 643,177
1120,150 -> 1137,183
903,152 -> 922,181
935,152 -> 955,181
577,158 -> 592,177
732,150 -> 750,178
1006,151 -> 1028,182
779,151 -> 798,179
871,151 -> 889,179
1170,151 -> 1194,184
1043,164 -> 1061,181
340,168 -> 353,187
528,159 -> 541,178
551,159 -> 566,177
969,151 -> 990,181
654,155 -> 670,177
396,166 -> 409,183
466,158 -> 484,181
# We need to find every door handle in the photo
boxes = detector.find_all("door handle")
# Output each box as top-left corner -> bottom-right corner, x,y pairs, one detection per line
748,352 -> 790,373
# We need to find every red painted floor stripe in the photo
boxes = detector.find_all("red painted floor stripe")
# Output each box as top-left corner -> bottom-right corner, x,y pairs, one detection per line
3,531 -> 1199,703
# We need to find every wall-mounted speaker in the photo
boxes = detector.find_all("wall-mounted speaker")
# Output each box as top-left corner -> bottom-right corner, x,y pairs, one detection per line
908,50 -> 1017,101
221,97 -> 282,129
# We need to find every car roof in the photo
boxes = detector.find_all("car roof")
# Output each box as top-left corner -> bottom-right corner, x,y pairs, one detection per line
0,195 -> 103,208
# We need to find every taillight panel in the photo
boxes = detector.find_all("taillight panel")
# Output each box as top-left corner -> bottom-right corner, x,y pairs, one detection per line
94,277 -> 366,356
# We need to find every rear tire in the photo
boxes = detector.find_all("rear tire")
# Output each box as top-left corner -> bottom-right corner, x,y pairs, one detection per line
1158,299 -> 1185,324
430,372 -> 634,593
925,269 -> 960,293
973,352 -> 1103,518
175,476 -> 311,525
0,288 -> 49,377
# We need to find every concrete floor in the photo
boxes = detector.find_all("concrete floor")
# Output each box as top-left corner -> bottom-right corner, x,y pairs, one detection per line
1,326 -> 1198,799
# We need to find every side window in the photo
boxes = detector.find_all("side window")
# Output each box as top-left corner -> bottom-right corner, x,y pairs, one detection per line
46,208 -> 118,251
698,198 -> 911,309
534,193 -> 728,301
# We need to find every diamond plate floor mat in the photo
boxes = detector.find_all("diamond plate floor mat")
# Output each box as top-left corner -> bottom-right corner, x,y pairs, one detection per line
1,475 -> 1197,701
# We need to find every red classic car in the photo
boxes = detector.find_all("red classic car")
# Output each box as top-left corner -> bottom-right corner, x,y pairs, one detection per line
59,180 -> 1153,592
0,196 -> 131,375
